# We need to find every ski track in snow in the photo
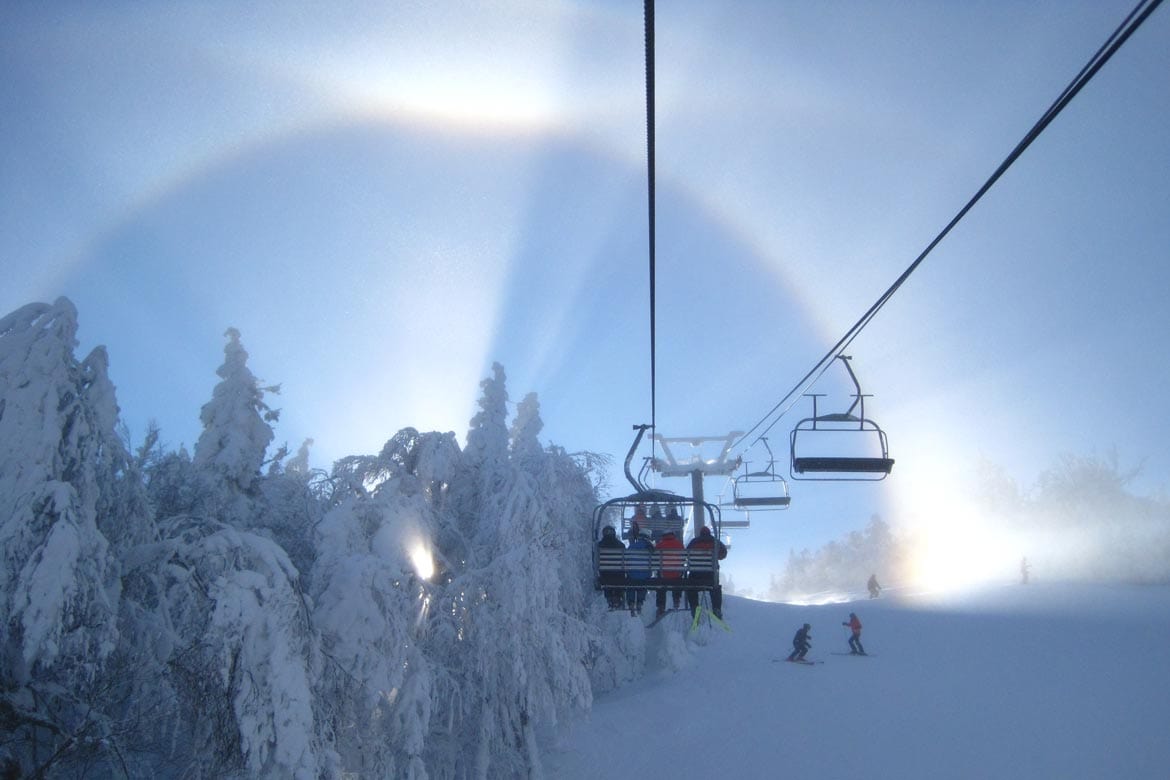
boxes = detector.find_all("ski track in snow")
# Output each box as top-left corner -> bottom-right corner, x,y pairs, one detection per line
547,582 -> 1170,780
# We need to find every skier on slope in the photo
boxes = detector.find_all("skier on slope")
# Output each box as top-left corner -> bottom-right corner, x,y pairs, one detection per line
867,573 -> 881,599
843,612 -> 866,655
786,623 -> 812,662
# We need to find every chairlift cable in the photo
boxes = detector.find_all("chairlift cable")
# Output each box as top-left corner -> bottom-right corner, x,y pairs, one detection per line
733,0 -> 1164,455
644,0 -> 658,457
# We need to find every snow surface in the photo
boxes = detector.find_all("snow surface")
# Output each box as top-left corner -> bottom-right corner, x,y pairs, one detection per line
547,582 -> 1170,780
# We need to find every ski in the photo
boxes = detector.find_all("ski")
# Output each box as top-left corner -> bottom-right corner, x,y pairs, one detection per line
772,658 -> 820,665
829,652 -> 876,657
688,607 -> 731,633
708,610 -> 731,632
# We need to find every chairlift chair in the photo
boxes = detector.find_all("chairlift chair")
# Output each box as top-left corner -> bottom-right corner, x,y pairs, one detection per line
731,438 -> 791,510
591,490 -> 724,593
789,356 -> 895,482
591,426 -> 725,595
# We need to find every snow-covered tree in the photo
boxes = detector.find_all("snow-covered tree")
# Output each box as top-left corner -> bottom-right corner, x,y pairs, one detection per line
1005,451 -> 1170,582
510,392 -> 543,463
455,362 -> 511,555
771,514 -> 902,599
193,327 -> 278,498
286,438 -> 314,477
0,298 -> 632,778
463,363 -> 510,474
0,298 -> 132,774
417,375 -> 600,778
140,515 -> 323,778
311,429 -> 463,778
0,299 -> 120,678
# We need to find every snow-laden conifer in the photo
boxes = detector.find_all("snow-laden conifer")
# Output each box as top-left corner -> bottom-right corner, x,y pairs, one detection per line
193,327 -> 278,496
0,299 -> 119,682
311,430 -> 453,778
510,392 -> 543,463
421,377 -> 600,778
456,362 -> 510,555
0,299 -> 148,776
151,515 -> 323,779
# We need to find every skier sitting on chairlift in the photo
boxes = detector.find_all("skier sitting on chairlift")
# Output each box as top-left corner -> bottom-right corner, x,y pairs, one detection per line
625,529 -> 654,616
685,526 -> 728,619
654,528 -> 685,617
598,525 -> 625,610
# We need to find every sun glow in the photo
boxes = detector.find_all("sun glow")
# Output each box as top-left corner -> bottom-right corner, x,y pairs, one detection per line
906,520 -> 1020,594
409,543 -> 435,581
892,448 -> 1026,596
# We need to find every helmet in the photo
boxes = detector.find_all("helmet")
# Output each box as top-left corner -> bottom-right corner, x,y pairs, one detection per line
602,526 -> 616,537
803,623 -> 810,629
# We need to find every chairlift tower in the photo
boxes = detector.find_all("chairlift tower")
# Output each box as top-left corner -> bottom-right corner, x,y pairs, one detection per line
652,432 -> 742,538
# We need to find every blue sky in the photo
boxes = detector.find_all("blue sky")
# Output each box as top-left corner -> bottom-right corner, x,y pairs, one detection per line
3,1 -> 1167,593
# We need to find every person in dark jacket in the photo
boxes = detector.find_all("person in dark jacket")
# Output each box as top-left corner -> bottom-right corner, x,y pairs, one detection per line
867,574 -> 881,599
685,526 -> 728,618
598,525 -> 626,609
625,530 -> 655,616
843,612 -> 865,655
787,623 -> 812,662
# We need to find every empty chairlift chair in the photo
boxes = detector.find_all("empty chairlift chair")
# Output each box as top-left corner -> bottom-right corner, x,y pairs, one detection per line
731,438 -> 791,510
789,356 -> 895,481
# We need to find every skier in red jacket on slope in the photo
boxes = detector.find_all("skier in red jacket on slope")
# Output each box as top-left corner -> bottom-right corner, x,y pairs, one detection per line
843,612 -> 866,655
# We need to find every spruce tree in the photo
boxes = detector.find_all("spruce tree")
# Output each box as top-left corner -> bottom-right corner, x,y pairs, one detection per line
0,299 -> 123,773
193,327 -> 278,497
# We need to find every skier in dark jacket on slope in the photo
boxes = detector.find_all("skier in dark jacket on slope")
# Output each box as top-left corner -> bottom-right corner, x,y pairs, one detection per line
787,623 -> 812,662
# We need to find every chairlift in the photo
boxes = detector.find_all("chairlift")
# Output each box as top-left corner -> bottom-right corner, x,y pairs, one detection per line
591,426 -> 724,596
731,438 -> 791,510
789,355 -> 895,481
592,490 -> 724,595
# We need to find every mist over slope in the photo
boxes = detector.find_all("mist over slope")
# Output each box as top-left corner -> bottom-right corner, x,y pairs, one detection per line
548,583 -> 1170,780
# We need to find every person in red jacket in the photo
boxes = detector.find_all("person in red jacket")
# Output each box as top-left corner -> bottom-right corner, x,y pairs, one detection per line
654,529 -> 685,617
686,526 -> 728,618
843,612 -> 866,655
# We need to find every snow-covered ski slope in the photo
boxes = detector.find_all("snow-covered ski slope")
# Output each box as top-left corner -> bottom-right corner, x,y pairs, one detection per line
548,583 -> 1170,779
